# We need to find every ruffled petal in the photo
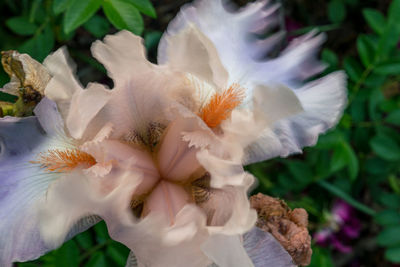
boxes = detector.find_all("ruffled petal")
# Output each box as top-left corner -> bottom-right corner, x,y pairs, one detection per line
91,30 -> 154,85
159,0 -> 347,164
201,234 -> 253,267
244,71 -> 347,164
44,48 -> 111,140
159,24 -> 228,89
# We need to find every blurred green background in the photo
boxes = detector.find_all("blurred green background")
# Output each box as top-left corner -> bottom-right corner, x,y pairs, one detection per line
0,0 -> 399,266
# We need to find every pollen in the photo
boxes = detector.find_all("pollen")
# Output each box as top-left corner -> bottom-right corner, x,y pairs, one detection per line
199,83 -> 245,128
31,148 -> 96,172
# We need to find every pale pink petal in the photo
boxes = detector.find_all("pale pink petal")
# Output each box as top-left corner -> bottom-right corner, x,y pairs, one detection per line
80,139 -> 159,194
91,30 -> 154,84
111,205 -> 211,267
201,234 -> 253,267
38,167 -> 143,247
143,181 -> 191,225
43,48 -> 111,140
157,118 -> 202,182
159,0 -> 347,164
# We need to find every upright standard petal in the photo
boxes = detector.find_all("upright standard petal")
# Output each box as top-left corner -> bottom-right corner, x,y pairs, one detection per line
159,0 -> 347,164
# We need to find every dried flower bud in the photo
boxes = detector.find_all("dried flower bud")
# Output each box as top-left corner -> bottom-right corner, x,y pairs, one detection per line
250,193 -> 312,266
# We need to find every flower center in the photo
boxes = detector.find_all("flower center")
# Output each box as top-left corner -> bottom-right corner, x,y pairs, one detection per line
199,84 -> 244,128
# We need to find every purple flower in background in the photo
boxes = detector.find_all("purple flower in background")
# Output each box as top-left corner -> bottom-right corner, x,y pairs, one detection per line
314,199 -> 362,253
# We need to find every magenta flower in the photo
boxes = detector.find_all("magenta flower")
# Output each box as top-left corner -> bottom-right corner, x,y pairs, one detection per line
314,200 -> 362,253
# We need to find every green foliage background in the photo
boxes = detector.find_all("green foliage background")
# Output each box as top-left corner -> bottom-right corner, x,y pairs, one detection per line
0,0 -> 399,266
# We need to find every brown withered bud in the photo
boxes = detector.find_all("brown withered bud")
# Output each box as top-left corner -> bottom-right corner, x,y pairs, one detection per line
1,50 -> 51,116
250,193 -> 312,266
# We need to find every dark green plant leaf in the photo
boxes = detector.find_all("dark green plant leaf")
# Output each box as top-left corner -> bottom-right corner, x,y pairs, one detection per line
103,0 -> 144,35
75,230 -> 93,250
286,161 -> 313,185
0,92 -> 18,103
379,193 -> 400,209
144,30 -> 162,51
377,226 -> 400,247
321,49 -> 338,68
342,142 -> 359,180
309,246 -> 334,267
83,15 -> 110,38
53,0 -> 74,15
128,0 -> 156,18
63,0 -> 102,34
374,62 -> 400,75
84,252 -> 107,267
363,8 -> 386,35
45,240 -> 79,267
343,57 -> 363,82
328,0 -> 346,23
370,134 -> 400,161
388,0 -> 400,27
19,25 -> 55,62
376,25 -> 400,61
385,247 -> 400,263
357,35 -> 375,67
6,16 -> 37,36
106,243 -> 129,265
375,210 -> 400,226
331,143 -> 348,173
386,110 -> 400,126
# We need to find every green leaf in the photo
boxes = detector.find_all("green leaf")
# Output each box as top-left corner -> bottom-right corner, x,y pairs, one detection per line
357,35 -> 375,67
370,134 -> 400,161
363,9 -> 386,35
53,0 -> 74,15
103,0 -> 144,35
331,143 -> 348,172
328,0 -> 346,23
84,252 -> 107,267
321,49 -> 338,68
19,25 -> 55,62
83,15 -> 110,38
342,142 -> 359,180
0,92 -> 18,103
49,240 -> 79,267
388,0 -> 400,26
308,246 -> 334,267
379,193 -> 400,209
377,226 -> 400,247
385,247 -> 400,263
63,0 -> 102,34
376,25 -> 400,61
144,31 -> 162,51
374,62 -> 400,75
6,16 -> 37,36
375,210 -> 400,226
107,243 -> 129,265
286,161 -> 313,185
128,0 -> 156,18
343,57 -> 363,82
317,180 -> 376,216
75,230 -> 93,250
386,110 -> 400,126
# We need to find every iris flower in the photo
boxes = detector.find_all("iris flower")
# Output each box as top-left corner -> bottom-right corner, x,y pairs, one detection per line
0,0 -> 346,266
